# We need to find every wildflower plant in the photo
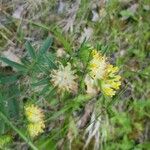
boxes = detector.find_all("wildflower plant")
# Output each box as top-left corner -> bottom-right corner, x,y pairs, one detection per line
25,104 -> 45,137
0,36 -> 122,149
85,49 -> 121,97
0,0 -> 149,148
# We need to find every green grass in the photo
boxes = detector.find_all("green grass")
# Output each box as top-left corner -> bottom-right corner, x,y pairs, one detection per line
0,0 -> 150,149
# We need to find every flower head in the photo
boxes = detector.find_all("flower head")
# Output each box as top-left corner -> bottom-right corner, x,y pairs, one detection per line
27,122 -> 45,137
101,64 -> 121,97
25,104 -> 45,137
89,50 -> 107,80
51,63 -> 78,93
56,48 -> 67,57
87,49 -> 121,97
25,104 -> 44,123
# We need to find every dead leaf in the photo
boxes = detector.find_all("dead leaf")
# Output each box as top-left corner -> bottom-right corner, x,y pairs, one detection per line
57,0 -> 68,14
12,5 -> 24,19
56,48 -> 67,57
92,10 -> 99,22
79,27 -> 93,43
128,4 -> 139,14
78,103 -> 93,128
59,0 -> 81,32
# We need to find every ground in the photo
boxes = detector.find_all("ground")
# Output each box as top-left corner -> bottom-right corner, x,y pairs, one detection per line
0,0 -> 150,150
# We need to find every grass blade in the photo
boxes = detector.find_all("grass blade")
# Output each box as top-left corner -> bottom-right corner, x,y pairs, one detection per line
39,37 -> 53,55
53,29 -> 72,54
0,74 -> 19,84
25,41 -> 36,59
31,78 -> 49,87
0,111 -> 38,150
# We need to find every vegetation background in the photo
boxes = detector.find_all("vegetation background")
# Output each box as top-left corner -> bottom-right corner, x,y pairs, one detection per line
0,0 -> 150,149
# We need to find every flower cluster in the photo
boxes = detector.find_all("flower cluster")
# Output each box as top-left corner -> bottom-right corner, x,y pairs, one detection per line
101,64 -> 121,97
87,50 -> 121,97
89,49 -> 107,80
24,104 -> 45,137
51,49 -> 121,97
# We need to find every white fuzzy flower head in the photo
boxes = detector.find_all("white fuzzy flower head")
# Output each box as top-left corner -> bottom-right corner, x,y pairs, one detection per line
51,63 -> 78,94
56,48 -> 67,57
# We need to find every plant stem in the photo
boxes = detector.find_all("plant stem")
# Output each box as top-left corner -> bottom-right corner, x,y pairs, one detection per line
0,111 -> 38,150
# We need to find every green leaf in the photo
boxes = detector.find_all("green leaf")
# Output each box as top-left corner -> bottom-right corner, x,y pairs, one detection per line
0,121 -> 5,134
0,83 -> 20,119
39,37 -> 53,55
78,44 -> 92,64
0,74 -> 19,84
0,135 -> 12,149
69,116 -> 78,138
0,94 -> 5,134
45,54 -> 57,69
0,57 -> 27,72
135,142 -> 150,149
0,111 -> 38,150
67,94 -> 90,112
31,78 -> 49,87
38,85 -> 53,96
120,10 -> 134,18
25,41 -> 36,59
36,137 -> 56,150
47,107 -> 68,121
53,29 -> 72,53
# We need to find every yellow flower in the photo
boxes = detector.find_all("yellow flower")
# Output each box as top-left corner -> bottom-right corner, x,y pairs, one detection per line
89,50 -> 107,80
51,63 -> 78,93
25,104 -> 45,138
27,122 -> 45,137
87,49 -> 121,97
101,64 -> 121,97
25,104 -> 44,123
